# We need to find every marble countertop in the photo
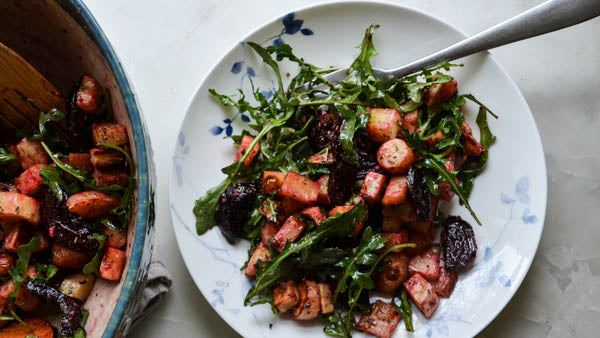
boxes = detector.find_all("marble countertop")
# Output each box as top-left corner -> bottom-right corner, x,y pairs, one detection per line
83,0 -> 600,337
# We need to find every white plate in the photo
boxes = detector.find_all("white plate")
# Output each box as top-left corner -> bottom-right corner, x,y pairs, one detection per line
169,1 -> 547,337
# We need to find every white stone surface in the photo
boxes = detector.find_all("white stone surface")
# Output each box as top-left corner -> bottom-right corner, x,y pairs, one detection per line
82,0 -> 600,337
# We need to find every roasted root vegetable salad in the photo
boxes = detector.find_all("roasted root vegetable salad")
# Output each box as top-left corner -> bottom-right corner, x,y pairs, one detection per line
0,75 -> 135,337
194,25 -> 496,337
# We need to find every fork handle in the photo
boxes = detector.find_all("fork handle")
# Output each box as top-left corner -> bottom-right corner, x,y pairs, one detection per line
387,0 -> 600,80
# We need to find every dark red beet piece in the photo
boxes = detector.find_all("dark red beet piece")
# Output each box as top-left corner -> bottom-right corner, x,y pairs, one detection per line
442,216 -> 477,270
26,279 -> 82,337
309,112 -> 340,152
407,166 -> 438,222
215,182 -> 258,244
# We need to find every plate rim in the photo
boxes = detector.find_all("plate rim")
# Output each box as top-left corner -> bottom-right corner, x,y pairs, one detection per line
169,1 -> 548,336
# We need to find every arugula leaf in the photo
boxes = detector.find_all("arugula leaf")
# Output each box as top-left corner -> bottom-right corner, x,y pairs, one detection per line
82,234 -> 107,275
392,289 -> 414,332
246,42 -> 286,104
9,237 -> 40,293
0,148 -> 16,165
245,203 -> 368,304
98,143 -> 136,228
72,308 -> 89,338
193,178 -> 231,235
40,166 -> 81,200
34,264 -> 59,282
41,141 -> 88,181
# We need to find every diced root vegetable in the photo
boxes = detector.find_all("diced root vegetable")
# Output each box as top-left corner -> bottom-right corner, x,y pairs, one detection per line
0,280 -> 41,312
317,175 -> 330,205
435,267 -> 459,298
14,164 -> 45,195
66,191 -> 119,220
261,222 -> 279,247
318,283 -> 334,314
439,181 -> 455,201
104,226 -> 127,249
0,317 -> 53,338
401,110 -> 419,134
404,273 -> 439,318
408,247 -> 441,280
271,216 -> 306,252
89,149 -> 123,169
69,153 -> 93,172
356,300 -> 402,338
427,130 -> 445,146
76,75 -> 102,114
93,168 -> 128,186
377,139 -> 415,174
3,224 -> 30,252
405,230 -> 434,256
100,247 -> 126,281
51,244 -> 89,270
32,231 -> 51,253
382,230 -> 408,253
92,123 -> 128,146
300,206 -> 326,226
262,171 -> 285,194
424,80 -> 457,107
273,281 -> 299,313
15,138 -> 48,170
280,197 -> 305,215
0,192 -> 41,225
259,200 -> 283,223
234,135 -> 260,168
245,244 -> 272,277
360,171 -> 388,203
0,253 -> 14,276
307,152 -> 333,165
280,171 -> 319,204
59,273 -> 96,301
293,280 -> 320,320
382,204 -> 415,232
327,205 -> 353,217
375,253 -> 410,293
366,108 -> 401,142
381,175 -> 408,206
462,122 -> 485,156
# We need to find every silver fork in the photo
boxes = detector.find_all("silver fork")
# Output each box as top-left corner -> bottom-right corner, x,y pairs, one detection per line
313,0 -> 600,88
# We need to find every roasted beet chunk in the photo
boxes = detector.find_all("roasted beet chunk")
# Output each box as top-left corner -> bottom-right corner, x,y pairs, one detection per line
215,182 -> 258,244
327,161 -> 357,206
407,166 -> 438,222
442,216 -> 477,270
26,279 -> 82,337
309,112 -> 340,151
355,133 -> 381,180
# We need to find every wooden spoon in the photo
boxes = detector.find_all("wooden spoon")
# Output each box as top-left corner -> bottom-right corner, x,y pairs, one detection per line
0,41 -> 66,143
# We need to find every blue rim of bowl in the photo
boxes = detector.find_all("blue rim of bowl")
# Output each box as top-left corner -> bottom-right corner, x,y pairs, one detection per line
55,0 -> 155,336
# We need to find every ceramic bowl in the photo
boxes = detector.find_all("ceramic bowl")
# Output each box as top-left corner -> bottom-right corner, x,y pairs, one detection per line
0,1 -> 155,337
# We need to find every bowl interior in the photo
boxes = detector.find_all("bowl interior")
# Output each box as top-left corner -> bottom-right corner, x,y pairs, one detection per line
0,1 -> 148,337
170,1 -> 547,337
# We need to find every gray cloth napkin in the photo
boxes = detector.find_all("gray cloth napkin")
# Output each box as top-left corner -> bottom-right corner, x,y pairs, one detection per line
130,258 -> 172,328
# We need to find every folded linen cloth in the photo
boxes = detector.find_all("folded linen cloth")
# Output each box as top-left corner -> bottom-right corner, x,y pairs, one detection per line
130,258 -> 172,328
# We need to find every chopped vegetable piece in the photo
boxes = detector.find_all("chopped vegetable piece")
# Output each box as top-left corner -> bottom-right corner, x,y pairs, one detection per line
318,283 -> 334,314
245,243 -> 272,277
375,253 -> 410,293
89,148 -> 124,169
434,267 -> 458,298
292,280 -> 320,320
381,230 -> 408,253
0,317 -> 54,338
99,247 -> 126,281
381,175 -> 408,206
262,171 -> 285,194
279,171 -> 319,204
0,192 -> 41,225
66,190 -> 119,219
14,164 -> 45,195
0,279 -> 41,312
92,123 -> 128,146
404,273 -> 439,318
270,216 -> 306,252
401,110 -> 418,134
408,247 -> 441,280
69,152 -> 93,172
381,204 -> 415,232
76,75 -> 102,114
462,121 -> 485,156
360,171 -> 388,203
377,139 -> 415,174
273,280 -> 299,313
260,221 -> 279,247
0,253 -> 15,276
234,135 -> 260,168
406,219 -> 432,235
51,244 -> 89,270
424,80 -> 457,107
356,300 -> 402,338
3,224 -> 30,253
366,108 -> 401,142
93,168 -> 128,186
104,226 -> 126,249
59,273 -> 96,301
317,175 -> 330,206
15,138 -> 48,170
300,206 -> 326,226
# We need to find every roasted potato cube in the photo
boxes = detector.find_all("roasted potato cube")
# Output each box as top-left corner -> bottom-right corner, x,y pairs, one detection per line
271,216 -> 306,252
262,171 -> 285,194
401,110 -> 419,134
0,317 -> 54,338
32,230 -> 51,253
375,253 -> 410,293
15,138 -> 48,170
104,226 -> 126,249
258,200 -> 283,224
404,273 -> 439,318
327,205 -> 353,217
51,244 -> 89,270
244,243 -> 271,277
66,191 -> 119,219
280,171 -> 319,204
382,175 -> 408,206
427,130 -> 445,147
0,192 -> 40,225
356,300 -> 402,338
68,152 -> 93,173
360,171 -> 387,203
377,139 -> 415,175
405,230 -> 434,256
434,266 -> 459,298
100,247 -> 126,281
14,164 -> 45,196
318,283 -> 334,314
424,80 -> 457,107
234,135 -> 260,168
293,280 -> 321,320
89,149 -> 124,169
3,223 -> 30,252
408,247 -> 441,280
59,273 -> 96,301
76,75 -> 102,114
273,280 -> 299,313
0,253 -> 14,276
92,123 -> 128,146
462,121 -> 485,156
300,206 -> 326,226
93,168 -> 128,186
317,175 -> 330,206
0,280 -> 41,312
382,230 -> 408,253
260,222 -> 279,247
280,197 -> 305,216
367,108 -> 401,142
